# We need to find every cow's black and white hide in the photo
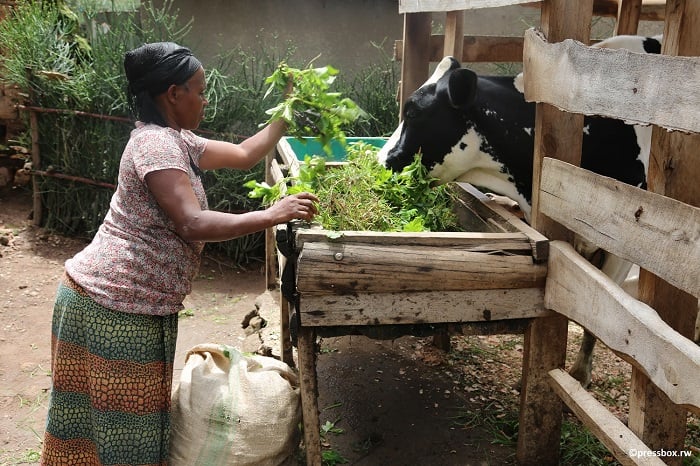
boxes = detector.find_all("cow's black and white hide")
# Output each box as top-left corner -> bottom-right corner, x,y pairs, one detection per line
378,34 -> 663,388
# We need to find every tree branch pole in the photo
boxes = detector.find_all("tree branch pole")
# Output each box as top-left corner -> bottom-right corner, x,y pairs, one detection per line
30,169 -> 116,190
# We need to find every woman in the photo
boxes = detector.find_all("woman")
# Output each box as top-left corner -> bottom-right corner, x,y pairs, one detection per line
40,42 -> 317,465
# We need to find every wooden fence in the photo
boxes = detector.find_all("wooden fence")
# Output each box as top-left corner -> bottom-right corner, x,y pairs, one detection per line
395,0 -> 698,464
519,2 -> 700,465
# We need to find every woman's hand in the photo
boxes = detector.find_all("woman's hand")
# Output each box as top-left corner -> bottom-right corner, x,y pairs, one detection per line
267,192 -> 319,224
147,170 -> 318,242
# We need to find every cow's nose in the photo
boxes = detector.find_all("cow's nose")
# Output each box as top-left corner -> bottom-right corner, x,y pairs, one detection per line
385,152 -> 405,172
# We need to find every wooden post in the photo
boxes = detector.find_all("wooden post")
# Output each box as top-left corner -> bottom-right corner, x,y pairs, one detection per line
433,9 -> 464,353
29,108 -> 41,227
25,68 -> 42,227
528,0 -> 593,242
297,327 -> 321,466
628,2 -> 700,462
264,149 -> 294,365
264,149 -> 277,291
517,1 -> 593,464
399,12 -> 431,121
614,0 -> 642,35
279,290 -> 294,367
443,10 -> 464,59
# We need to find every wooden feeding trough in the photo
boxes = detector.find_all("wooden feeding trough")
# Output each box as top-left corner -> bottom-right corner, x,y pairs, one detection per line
265,136 -> 550,464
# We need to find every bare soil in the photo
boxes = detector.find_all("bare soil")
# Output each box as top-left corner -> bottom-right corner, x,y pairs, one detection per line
1,186 -> 698,465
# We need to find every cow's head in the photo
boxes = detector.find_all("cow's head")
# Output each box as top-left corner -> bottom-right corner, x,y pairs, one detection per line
378,57 -> 480,180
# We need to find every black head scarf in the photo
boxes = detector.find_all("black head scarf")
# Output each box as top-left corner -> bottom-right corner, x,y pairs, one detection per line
124,42 -> 202,126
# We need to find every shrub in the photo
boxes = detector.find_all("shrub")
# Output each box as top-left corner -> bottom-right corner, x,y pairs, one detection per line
0,0 -> 400,264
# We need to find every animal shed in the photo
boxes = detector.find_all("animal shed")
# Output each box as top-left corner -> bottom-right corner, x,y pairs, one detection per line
264,1 -> 700,465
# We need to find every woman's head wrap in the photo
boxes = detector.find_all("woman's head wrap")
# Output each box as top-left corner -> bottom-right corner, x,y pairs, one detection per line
123,42 -> 202,125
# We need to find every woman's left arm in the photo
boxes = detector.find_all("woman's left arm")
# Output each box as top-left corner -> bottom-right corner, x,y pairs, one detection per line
199,119 -> 287,170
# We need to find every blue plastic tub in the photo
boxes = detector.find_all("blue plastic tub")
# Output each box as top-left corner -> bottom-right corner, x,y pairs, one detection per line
281,136 -> 387,162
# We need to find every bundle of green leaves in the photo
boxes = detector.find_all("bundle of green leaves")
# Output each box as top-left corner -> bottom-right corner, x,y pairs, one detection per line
262,63 -> 367,154
246,143 -> 462,232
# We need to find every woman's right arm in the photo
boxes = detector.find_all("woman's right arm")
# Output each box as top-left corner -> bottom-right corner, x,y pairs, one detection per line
145,168 -> 318,242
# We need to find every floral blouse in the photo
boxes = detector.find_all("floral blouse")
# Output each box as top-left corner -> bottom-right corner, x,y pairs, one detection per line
65,123 -> 208,315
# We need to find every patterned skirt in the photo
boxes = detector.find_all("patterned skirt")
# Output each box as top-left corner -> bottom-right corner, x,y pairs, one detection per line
41,274 -> 178,466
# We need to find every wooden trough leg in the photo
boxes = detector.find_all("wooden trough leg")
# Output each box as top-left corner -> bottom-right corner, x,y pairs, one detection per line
298,327 -> 321,466
517,314 -> 568,465
279,292 -> 294,367
274,245 -> 295,366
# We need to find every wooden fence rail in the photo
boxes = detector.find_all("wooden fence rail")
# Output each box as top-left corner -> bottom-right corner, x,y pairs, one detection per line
522,1 -> 699,463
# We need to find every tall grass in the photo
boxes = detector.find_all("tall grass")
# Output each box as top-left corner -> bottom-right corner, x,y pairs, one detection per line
336,39 -> 401,137
0,0 -> 400,265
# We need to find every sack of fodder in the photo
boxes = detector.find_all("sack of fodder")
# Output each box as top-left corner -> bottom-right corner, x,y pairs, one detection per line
170,343 -> 301,465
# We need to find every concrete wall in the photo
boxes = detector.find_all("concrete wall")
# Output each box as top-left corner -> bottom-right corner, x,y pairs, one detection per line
165,1 -> 664,76
165,0 -> 404,74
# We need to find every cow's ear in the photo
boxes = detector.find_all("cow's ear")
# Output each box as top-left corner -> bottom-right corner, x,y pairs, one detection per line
446,68 -> 478,109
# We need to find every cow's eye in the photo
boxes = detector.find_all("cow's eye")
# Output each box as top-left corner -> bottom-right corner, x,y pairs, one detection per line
405,107 -> 417,120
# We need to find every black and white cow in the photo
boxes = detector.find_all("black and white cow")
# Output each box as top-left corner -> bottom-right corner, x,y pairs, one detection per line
377,34 -> 663,388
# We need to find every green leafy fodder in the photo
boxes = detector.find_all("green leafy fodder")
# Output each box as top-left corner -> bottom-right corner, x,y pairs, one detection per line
262,63 -> 368,155
312,150 -> 397,232
246,143 -> 462,233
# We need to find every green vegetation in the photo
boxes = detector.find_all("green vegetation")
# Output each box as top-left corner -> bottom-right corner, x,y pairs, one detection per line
0,0 -> 399,264
263,63 -> 367,154
322,448 -> 349,466
246,143 -> 462,233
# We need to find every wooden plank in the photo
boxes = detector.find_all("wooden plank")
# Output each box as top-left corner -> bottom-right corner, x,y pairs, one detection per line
277,246 -> 294,367
593,0 -> 666,20
545,240 -> 700,413
400,13 -> 432,121
269,158 -> 285,185
273,222 -> 295,366
548,369 -> 666,466
658,0 -> 700,59
299,287 -> 548,326
518,3 -> 593,463
296,230 -> 532,251
539,158 -> 700,298
392,36 -> 637,65
279,289 -> 294,367
265,150 -> 278,291
399,0 -> 663,15
523,28 -> 700,133
628,368 -> 691,465
615,0 -> 643,35
399,0 -> 536,13
264,218 -> 276,290
443,11 -> 464,59
275,137 -> 296,166
394,35 -> 524,63
629,2 -> 700,461
460,35 -> 522,62
456,318 -> 531,335
296,242 -> 547,294
456,183 -> 549,262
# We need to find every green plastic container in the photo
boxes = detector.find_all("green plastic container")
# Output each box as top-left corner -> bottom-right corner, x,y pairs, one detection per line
282,136 -> 387,162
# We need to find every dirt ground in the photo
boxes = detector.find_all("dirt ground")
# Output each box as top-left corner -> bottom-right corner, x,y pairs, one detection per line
1,186 -> 698,465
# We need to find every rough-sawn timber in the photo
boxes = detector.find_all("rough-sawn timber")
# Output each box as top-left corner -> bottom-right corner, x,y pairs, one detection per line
296,241 -> 546,294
